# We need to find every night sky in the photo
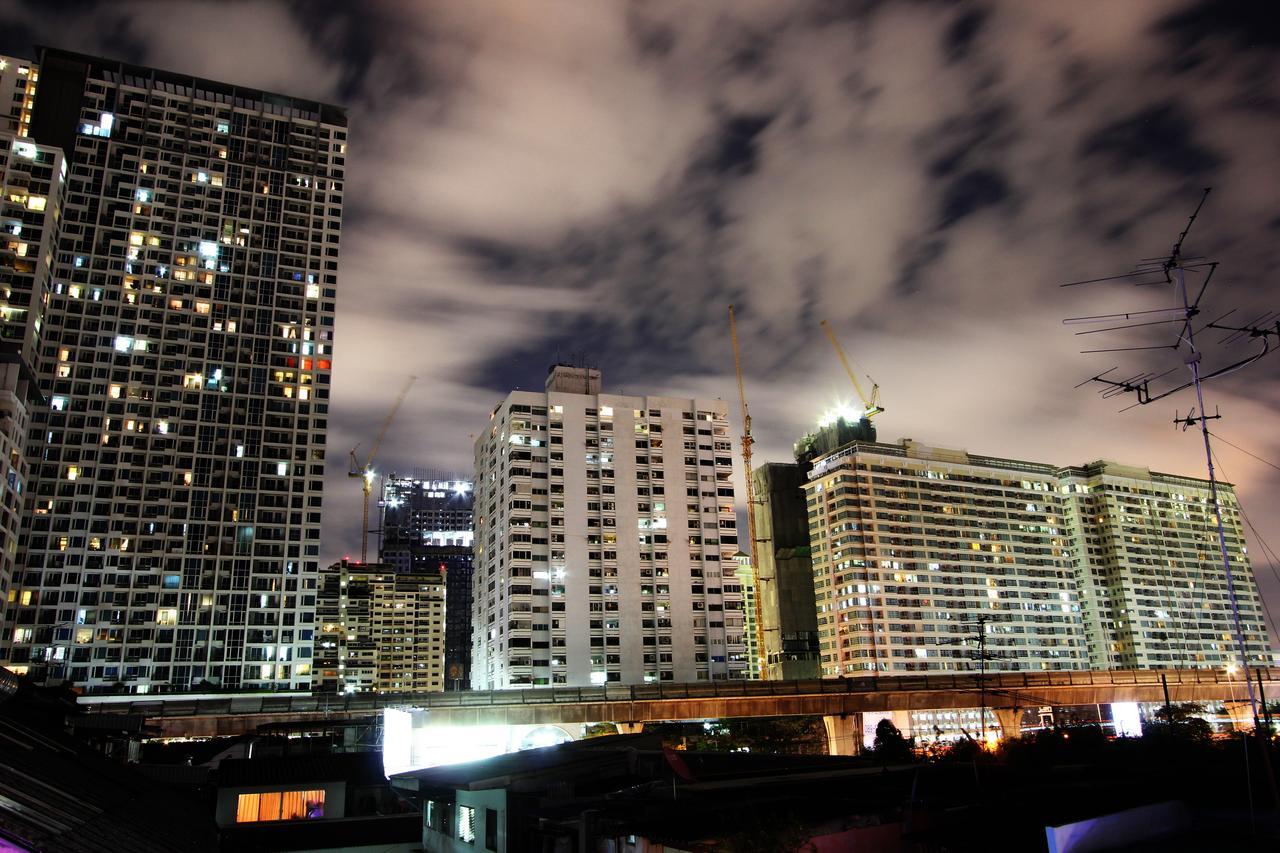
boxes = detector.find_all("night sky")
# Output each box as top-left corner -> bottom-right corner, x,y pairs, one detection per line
4,1 -> 1279,637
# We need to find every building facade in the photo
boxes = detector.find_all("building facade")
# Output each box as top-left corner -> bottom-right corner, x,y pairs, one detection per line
803,437 -> 1274,676
316,559 -> 446,694
731,552 -> 759,679
2,48 -> 347,692
471,365 -> 747,689
1,129 -> 65,626
750,462 -> 821,680
806,439 -> 1088,676
0,56 -> 38,137
1060,460 -> 1271,670
380,474 -> 474,689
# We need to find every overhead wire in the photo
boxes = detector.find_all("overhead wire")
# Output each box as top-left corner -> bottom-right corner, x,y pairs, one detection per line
1207,446 -> 1280,646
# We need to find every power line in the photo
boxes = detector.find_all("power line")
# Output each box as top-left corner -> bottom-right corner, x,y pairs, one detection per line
1208,431 -> 1280,475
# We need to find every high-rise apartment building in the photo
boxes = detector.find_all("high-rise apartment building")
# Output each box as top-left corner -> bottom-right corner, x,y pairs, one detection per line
1060,460 -> 1271,669
1,130 -> 65,620
316,559 -> 446,693
380,474 -> 474,689
1,47 -> 347,692
803,435 -> 1273,676
807,438 -> 1088,676
472,365 -> 747,689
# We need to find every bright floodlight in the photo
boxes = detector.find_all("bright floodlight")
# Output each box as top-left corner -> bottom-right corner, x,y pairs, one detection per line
817,402 -> 867,428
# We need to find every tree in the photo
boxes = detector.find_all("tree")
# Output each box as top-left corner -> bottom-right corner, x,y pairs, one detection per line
872,718 -> 914,762
1145,702 -> 1212,743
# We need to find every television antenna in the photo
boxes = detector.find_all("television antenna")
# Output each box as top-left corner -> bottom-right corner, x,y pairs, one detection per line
1062,188 -> 1277,726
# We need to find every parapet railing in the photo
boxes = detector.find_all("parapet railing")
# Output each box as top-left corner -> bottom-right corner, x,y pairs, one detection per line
75,667 -> 1278,719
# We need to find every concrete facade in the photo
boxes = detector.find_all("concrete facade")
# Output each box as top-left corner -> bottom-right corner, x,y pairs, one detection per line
751,462 -> 821,680
471,365 -> 747,689
3,47 -> 347,692
803,439 -> 1274,677
316,559 -> 446,693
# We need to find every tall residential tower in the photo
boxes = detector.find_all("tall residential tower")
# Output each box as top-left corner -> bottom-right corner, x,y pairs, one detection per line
472,365 -> 748,688
2,48 -> 346,692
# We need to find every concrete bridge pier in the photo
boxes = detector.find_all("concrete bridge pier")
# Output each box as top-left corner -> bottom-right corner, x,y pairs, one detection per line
993,707 -> 1023,740
1223,700 -> 1255,732
823,713 -> 863,756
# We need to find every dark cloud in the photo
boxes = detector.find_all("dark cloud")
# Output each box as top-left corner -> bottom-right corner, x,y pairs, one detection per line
1157,1 -> 1280,54
944,6 -> 988,63
1081,102 -> 1223,177
704,114 -> 774,176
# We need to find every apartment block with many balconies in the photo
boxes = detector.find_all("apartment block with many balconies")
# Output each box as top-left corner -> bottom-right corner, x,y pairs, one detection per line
471,365 -> 747,689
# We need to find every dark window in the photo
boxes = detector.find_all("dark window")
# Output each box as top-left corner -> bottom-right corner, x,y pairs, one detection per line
485,808 -> 498,850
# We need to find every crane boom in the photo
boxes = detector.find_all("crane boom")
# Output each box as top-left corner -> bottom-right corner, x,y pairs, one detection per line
349,375 -> 417,562
820,320 -> 883,418
728,305 -> 768,680
368,376 -> 416,471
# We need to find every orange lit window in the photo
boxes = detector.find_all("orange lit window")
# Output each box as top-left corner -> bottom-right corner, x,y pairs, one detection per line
236,789 -> 325,823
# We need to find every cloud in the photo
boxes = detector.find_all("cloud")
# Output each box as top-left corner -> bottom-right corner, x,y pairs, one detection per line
7,0 -> 1280,635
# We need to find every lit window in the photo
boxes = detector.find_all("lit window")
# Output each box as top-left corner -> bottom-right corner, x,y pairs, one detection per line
458,806 -> 476,843
25,195 -> 46,211
51,396 -> 67,411
11,140 -> 37,159
235,790 -> 325,823
66,465 -> 79,481
129,232 -> 144,246
114,336 -> 133,352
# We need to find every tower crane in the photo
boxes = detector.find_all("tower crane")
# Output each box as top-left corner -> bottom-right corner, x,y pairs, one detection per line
348,375 -> 416,563
820,320 -> 884,419
728,305 -> 769,679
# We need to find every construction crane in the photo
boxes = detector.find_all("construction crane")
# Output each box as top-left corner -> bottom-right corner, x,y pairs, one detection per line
348,375 -> 416,563
820,320 -> 884,419
728,305 -> 768,680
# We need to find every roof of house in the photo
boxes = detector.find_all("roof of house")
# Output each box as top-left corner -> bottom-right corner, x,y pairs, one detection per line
215,751 -> 387,788
0,671 -> 218,853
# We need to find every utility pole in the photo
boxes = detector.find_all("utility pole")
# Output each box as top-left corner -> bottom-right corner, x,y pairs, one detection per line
1064,188 -> 1276,725
938,615 -> 998,744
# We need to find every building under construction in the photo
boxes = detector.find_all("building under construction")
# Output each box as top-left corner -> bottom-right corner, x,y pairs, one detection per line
380,474 -> 474,690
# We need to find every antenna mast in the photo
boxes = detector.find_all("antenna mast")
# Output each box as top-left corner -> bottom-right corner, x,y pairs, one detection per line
728,305 -> 768,679
1064,189 -> 1278,726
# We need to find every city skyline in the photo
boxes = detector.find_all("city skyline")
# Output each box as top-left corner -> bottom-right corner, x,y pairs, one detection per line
1,1 -> 1278,635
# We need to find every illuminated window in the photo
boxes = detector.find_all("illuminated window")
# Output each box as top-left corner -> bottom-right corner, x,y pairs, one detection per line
458,806 -> 476,843
235,790 -> 325,823
26,195 -> 46,211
